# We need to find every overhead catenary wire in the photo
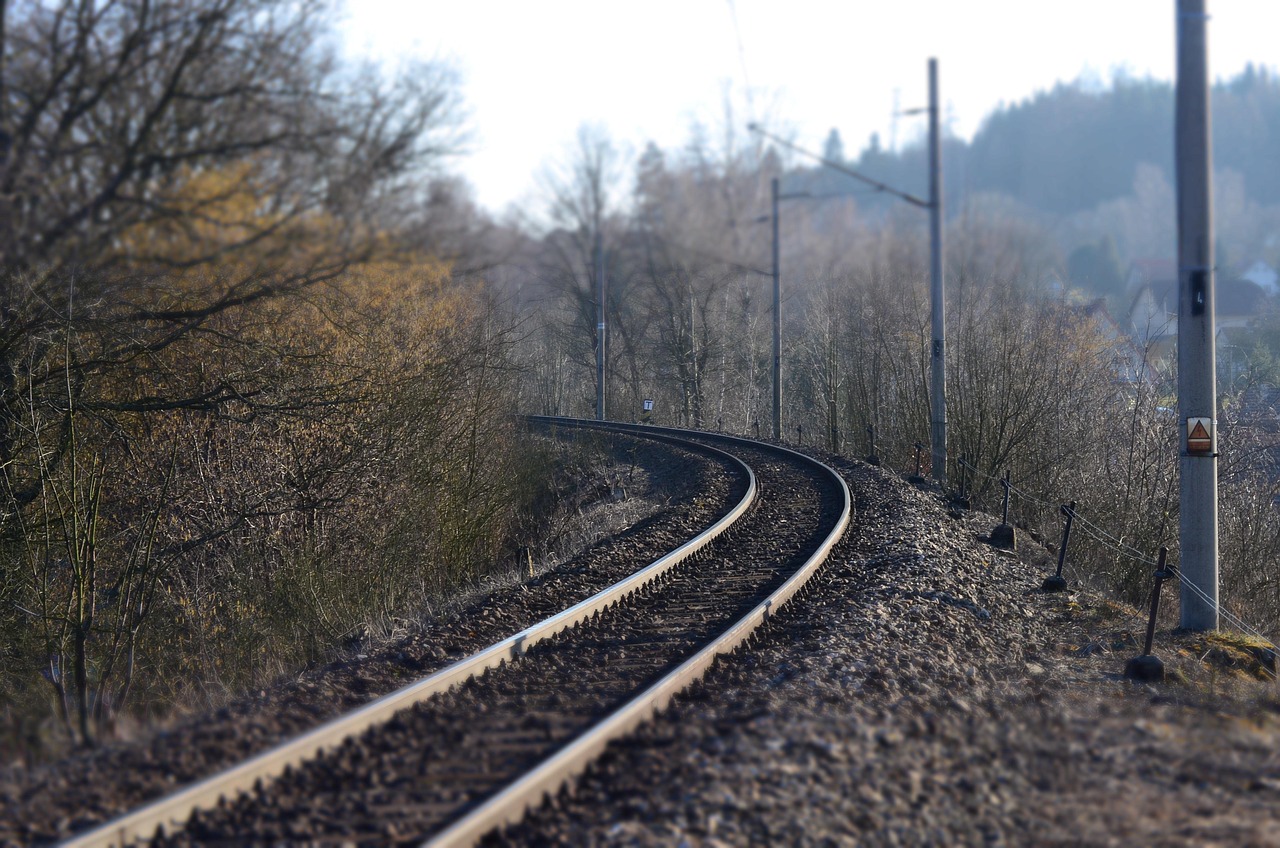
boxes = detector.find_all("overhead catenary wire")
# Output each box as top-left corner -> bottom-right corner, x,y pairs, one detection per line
639,231 -> 770,279
747,124 -> 931,209
724,0 -> 756,132
642,189 -> 878,281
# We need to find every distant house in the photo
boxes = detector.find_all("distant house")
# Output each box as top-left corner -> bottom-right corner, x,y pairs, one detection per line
1125,258 -> 1179,295
1125,259 -> 1179,369
1236,383 -> 1280,433
1078,297 -> 1161,385
1123,258 -> 1270,379
1241,259 -> 1278,295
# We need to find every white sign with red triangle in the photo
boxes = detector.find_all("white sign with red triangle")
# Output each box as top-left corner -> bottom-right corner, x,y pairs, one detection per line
1186,417 -> 1213,454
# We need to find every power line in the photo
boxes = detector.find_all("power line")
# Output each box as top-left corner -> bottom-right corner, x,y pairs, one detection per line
724,0 -> 756,125
642,232 -> 770,279
747,124 -> 930,209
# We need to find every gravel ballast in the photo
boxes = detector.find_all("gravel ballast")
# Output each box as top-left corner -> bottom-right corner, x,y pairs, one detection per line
496,457 -> 1280,847
0,434 -> 741,847
140,434 -> 843,846
5,439 -> 1279,847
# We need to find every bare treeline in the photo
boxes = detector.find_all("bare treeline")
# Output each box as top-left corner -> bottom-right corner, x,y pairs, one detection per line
512,122 -> 1280,650
0,0 -> 539,759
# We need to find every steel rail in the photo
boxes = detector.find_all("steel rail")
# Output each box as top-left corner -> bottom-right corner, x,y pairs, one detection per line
60,428 -> 756,848
426,417 -> 853,847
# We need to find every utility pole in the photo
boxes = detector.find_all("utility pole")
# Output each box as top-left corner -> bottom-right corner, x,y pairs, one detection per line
771,176 -> 782,440
1175,0 -> 1218,630
750,102 -> 938,452
928,57 -> 947,485
595,226 -> 606,421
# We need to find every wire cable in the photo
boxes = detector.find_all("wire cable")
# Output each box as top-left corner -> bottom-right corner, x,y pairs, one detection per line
951,454 -> 1276,649
724,0 -> 756,127
909,446 -> 1277,647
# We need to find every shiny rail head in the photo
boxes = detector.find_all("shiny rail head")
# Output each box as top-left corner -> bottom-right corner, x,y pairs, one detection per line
428,417 -> 852,848
59,421 -> 760,848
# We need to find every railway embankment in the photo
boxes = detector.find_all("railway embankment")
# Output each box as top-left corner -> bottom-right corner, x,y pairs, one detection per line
0,434 -> 739,847
501,456 -> 1280,846
4,435 -> 1278,846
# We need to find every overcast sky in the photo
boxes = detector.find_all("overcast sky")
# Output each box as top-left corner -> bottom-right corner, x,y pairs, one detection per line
339,1 -> 1280,215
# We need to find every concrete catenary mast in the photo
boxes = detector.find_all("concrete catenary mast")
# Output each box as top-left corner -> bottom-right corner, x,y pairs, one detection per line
928,57 -> 947,485
1175,0 -> 1219,630
771,176 -> 782,440
595,227 -> 607,421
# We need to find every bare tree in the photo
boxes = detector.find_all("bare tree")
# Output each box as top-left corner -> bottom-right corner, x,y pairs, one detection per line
0,0 -> 461,274
534,125 -> 628,416
0,0 -> 464,500
0,0 -> 479,751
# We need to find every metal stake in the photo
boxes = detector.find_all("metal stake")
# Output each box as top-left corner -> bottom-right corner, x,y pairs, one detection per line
1000,470 -> 1011,525
1125,548 -> 1171,682
989,469 -> 1015,549
957,454 -> 970,506
1042,501 -> 1076,592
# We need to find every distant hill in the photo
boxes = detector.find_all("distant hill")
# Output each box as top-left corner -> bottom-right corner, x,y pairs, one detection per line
803,65 -> 1280,218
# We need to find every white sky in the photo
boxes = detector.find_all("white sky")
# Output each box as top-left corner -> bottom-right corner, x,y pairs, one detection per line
339,1 -> 1280,215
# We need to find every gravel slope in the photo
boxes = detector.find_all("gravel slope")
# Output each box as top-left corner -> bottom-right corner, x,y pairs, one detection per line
6,442 -> 1278,847
494,456 -> 1280,847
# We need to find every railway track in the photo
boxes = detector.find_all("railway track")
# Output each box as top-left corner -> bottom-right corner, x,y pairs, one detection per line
59,418 -> 852,847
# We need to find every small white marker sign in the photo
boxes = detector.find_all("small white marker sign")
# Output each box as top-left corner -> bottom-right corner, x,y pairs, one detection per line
1186,417 -> 1213,454
643,399 -> 654,412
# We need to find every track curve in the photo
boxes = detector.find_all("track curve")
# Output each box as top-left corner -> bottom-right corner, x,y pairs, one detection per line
60,419 -> 851,848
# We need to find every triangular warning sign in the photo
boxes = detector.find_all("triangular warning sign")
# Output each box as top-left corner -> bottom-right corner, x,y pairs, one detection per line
1187,417 -> 1213,454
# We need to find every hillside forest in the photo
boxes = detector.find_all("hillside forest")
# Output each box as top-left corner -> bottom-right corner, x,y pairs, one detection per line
2,0 -> 1279,763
